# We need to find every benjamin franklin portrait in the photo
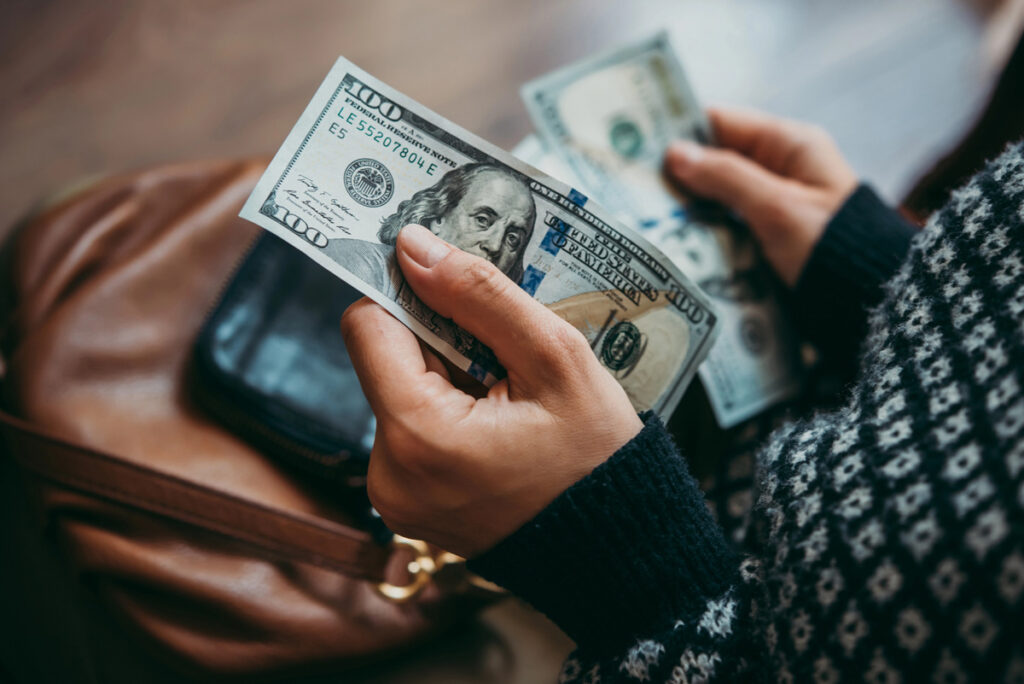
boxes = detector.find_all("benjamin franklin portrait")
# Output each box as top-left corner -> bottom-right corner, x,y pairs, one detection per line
326,162 -> 537,300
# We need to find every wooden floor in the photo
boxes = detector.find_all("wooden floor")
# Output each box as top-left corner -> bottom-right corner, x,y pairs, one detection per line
0,1 -> 1017,682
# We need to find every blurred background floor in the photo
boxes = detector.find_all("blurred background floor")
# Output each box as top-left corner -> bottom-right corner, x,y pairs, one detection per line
0,1 -> 1020,682
3,0 -> 1021,242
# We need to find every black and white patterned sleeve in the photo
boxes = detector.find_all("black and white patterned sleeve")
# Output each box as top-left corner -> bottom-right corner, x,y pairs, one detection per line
469,413 -> 757,682
469,143 -> 1024,682
791,184 -> 917,381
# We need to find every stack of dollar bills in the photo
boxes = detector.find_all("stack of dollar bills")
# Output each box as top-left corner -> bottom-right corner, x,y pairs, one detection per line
241,32 -> 801,426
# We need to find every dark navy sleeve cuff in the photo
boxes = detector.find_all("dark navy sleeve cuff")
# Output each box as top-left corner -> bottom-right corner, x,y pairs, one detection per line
793,184 -> 917,374
466,412 -> 738,656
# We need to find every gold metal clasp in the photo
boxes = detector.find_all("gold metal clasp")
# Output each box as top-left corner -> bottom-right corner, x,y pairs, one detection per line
376,535 -> 465,602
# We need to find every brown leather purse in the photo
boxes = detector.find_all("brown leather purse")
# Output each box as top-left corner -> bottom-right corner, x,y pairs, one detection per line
0,159 -> 498,681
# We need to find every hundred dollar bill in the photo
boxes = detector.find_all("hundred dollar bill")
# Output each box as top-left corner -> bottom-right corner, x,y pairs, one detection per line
522,32 -> 803,428
240,56 -> 719,420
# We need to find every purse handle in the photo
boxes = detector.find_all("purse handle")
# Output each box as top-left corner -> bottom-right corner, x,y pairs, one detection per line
0,408 -> 395,582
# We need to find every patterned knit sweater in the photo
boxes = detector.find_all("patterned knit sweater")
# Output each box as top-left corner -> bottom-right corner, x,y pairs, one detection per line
468,143 -> 1024,681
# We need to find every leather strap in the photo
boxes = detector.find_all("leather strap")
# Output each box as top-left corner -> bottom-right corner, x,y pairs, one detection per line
0,409 -> 393,582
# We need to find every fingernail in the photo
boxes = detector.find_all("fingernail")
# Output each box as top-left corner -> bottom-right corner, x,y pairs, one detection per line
399,224 -> 451,268
667,140 -> 704,172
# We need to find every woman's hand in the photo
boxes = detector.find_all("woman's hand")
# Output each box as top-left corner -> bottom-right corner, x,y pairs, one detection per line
341,225 -> 643,558
665,107 -> 858,286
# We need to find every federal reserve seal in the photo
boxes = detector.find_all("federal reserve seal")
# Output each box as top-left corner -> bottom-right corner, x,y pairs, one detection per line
601,320 -> 645,372
344,158 -> 395,208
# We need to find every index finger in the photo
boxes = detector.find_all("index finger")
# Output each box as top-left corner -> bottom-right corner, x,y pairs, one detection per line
340,298 -> 466,417
708,107 -> 803,157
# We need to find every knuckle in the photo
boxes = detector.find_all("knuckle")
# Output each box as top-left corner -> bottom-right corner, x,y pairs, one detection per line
380,418 -> 446,476
805,123 -> 832,145
365,458 -> 405,524
538,320 -> 593,372
366,488 -> 412,536
758,184 -> 800,231
365,444 -> 432,536
400,381 -> 453,425
705,150 -> 753,190
705,148 -> 743,175
449,256 -> 510,300
378,420 -> 418,460
791,123 -> 832,155
395,444 -> 433,477
551,320 -> 590,354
